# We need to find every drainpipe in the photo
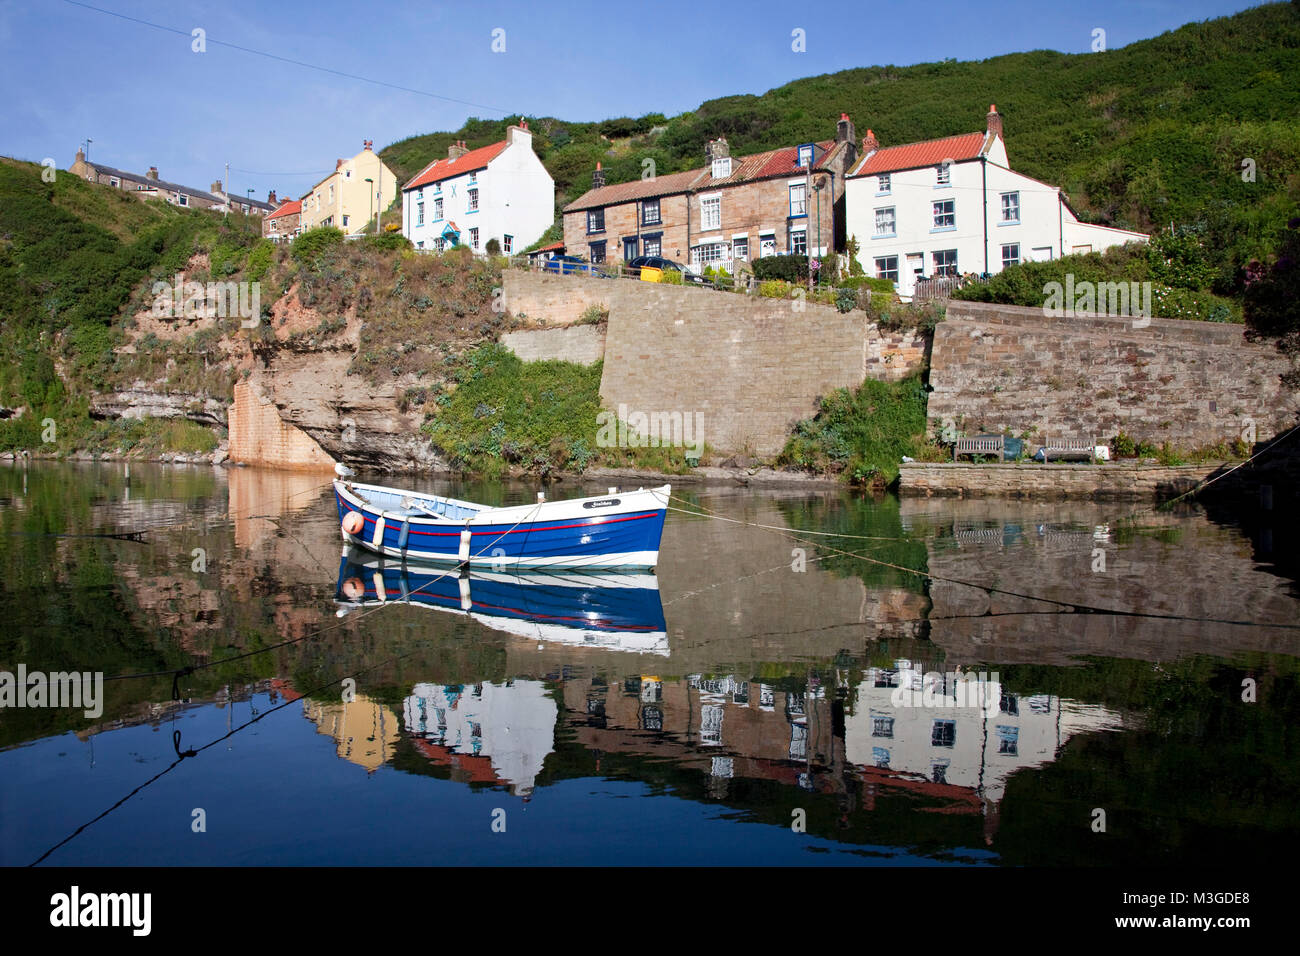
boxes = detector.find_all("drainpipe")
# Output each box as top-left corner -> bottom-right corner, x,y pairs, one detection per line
981,156 -> 989,276
1058,191 -> 1064,258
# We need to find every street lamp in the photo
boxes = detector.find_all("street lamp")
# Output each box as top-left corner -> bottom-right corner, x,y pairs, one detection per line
365,177 -> 374,236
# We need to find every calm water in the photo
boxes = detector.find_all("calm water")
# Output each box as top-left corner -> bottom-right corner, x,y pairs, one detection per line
2,461 -> 1298,866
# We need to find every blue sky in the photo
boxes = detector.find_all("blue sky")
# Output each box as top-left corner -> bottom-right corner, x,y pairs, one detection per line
0,0 -> 1267,201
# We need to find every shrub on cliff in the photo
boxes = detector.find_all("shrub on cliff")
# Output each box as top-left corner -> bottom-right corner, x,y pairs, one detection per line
778,375 -> 929,489
1244,218 -> 1300,390
291,227 -> 344,267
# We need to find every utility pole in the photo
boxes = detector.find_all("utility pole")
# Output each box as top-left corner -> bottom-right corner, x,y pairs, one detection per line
806,162 -> 813,292
84,137 -> 92,161
225,162 -> 230,218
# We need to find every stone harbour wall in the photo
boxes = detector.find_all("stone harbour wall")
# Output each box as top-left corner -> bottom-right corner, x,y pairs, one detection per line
928,300 -> 1299,448
503,269 -> 927,456
898,461 -> 1218,500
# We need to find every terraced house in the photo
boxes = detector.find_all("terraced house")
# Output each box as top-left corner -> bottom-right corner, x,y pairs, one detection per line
562,114 -> 861,270
401,120 -> 554,254
844,105 -> 1148,297
68,147 -> 275,215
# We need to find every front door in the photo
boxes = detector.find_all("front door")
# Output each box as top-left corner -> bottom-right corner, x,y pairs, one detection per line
623,238 -> 639,261
760,234 -> 776,258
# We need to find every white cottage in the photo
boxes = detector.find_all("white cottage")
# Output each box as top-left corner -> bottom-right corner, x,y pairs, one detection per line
844,106 -> 1147,297
401,120 -> 554,255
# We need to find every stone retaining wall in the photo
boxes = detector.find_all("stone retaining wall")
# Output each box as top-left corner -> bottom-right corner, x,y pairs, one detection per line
899,461 -> 1220,500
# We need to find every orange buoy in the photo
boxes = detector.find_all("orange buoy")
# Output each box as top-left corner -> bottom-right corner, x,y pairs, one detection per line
342,511 -> 364,535
342,577 -> 365,600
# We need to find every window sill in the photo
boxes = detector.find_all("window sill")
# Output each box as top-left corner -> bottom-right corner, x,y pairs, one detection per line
875,191 -> 891,197
930,226 -> 957,233
872,233 -> 897,240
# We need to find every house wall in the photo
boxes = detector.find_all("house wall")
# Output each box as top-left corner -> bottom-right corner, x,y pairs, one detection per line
689,169 -> 840,267
563,192 -> 695,265
263,211 -> 301,240
845,148 -> 1146,296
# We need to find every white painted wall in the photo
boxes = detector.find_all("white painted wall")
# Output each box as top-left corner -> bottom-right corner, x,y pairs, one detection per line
845,141 -> 1146,297
402,128 -> 554,254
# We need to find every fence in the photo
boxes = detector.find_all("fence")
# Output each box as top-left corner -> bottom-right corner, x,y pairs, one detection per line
912,275 -> 987,301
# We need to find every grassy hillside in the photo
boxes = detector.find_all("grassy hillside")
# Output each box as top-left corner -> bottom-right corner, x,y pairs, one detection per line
381,2 -> 1300,286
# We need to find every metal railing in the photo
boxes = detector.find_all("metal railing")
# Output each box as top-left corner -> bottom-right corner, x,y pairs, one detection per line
913,274 -> 987,301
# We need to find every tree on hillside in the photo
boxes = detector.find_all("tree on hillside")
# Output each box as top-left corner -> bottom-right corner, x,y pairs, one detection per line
1244,218 -> 1300,390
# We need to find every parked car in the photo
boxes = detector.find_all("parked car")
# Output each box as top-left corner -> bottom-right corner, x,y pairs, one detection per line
542,255 -> 611,277
625,255 -> 707,284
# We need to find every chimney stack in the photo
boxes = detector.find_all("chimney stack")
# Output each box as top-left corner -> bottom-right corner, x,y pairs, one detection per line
507,120 -> 532,146
146,166 -> 159,181
861,130 -> 879,153
986,104 -> 1003,140
211,180 -> 223,195
268,190 -> 277,205
363,139 -> 373,151
705,137 -> 730,162
837,112 -> 858,166
449,140 -> 469,160
75,147 -> 85,165
592,161 -> 605,190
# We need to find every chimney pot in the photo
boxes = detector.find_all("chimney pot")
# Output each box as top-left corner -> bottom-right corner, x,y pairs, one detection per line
592,162 -> 606,189
987,104 -> 1003,139
449,140 -> 469,160
268,190 -> 277,205
862,129 -> 879,152
147,166 -> 159,181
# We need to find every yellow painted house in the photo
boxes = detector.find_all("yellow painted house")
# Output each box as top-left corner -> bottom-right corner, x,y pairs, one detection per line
299,141 -> 397,235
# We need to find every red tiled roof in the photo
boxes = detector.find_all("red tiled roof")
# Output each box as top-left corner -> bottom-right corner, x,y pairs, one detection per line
850,131 -> 990,177
533,240 -> 564,252
563,139 -> 846,213
404,141 -> 510,191
266,198 -> 301,220
563,168 -> 705,213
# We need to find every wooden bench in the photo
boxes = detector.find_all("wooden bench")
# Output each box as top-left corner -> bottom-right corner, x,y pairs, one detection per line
954,435 -> 1005,461
1041,437 -> 1096,462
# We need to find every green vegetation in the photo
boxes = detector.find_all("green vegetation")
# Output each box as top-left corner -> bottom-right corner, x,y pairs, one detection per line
1244,217 -> 1300,388
778,375 -> 931,488
952,230 -> 1242,321
422,343 -> 701,478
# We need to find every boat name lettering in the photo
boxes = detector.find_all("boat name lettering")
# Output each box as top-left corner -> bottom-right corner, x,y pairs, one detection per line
583,498 -> 621,509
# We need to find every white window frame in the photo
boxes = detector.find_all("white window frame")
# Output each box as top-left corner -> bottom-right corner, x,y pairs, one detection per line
874,206 -> 896,237
470,227 -> 479,249
790,229 -> 807,256
875,256 -> 899,282
700,193 -> 721,231
876,173 -> 890,194
434,197 -> 443,220
933,249 -> 958,277
503,234 -> 513,254
468,187 -> 479,211
711,157 -> 731,179
1000,191 -> 1020,223
1001,243 -> 1020,269
789,183 -> 807,217
417,201 -> 424,226
936,164 -> 951,186
732,235 -> 749,262
932,199 -> 955,230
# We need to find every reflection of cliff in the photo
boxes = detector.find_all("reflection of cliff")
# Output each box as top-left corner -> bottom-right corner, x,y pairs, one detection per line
228,466 -> 333,552
903,498 -> 1300,664
303,693 -> 400,772
403,680 -> 557,796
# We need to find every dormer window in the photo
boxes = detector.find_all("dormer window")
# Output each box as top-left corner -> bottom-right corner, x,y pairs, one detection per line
936,163 -> 951,186
877,173 -> 891,194
712,156 -> 731,179
797,144 -> 814,168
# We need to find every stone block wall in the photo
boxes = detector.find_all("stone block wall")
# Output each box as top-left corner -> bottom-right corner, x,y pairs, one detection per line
503,269 -> 927,456
928,300 -> 1298,448
228,381 -> 336,471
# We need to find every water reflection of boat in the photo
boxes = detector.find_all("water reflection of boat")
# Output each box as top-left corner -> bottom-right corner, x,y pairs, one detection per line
334,549 -> 669,655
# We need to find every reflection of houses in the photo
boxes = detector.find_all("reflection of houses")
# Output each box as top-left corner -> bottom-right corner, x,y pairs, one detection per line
303,693 -> 400,773
402,680 -> 556,796
846,660 -> 1123,804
